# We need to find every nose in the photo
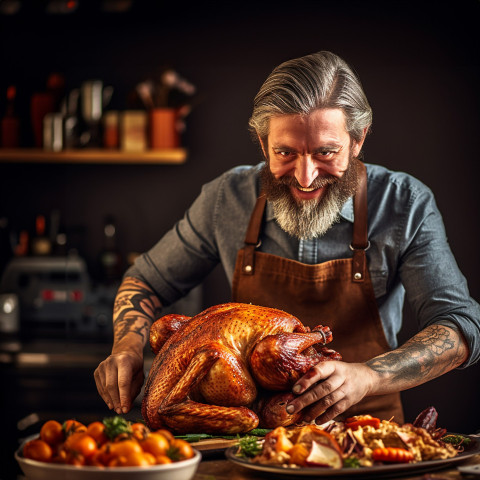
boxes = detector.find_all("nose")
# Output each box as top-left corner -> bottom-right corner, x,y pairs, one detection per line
295,155 -> 318,188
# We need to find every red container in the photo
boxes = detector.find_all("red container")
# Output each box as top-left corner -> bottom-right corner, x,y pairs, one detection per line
149,108 -> 179,149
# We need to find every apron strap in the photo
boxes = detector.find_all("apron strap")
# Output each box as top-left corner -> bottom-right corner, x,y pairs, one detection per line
351,161 -> 369,283
242,193 -> 267,275
242,161 -> 369,282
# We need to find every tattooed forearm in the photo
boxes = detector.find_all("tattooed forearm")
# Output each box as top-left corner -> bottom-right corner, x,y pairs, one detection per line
112,277 -> 162,345
366,324 -> 469,391
114,316 -> 151,344
113,277 -> 162,317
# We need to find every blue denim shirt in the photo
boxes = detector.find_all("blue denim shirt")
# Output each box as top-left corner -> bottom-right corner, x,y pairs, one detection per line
128,162 -> 480,367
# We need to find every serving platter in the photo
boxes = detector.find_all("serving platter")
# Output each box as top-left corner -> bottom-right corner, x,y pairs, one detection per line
225,434 -> 480,478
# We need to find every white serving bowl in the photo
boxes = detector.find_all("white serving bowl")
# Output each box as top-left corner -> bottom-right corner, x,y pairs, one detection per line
15,437 -> 202,480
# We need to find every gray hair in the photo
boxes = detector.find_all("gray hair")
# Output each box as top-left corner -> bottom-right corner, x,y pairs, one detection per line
248,51 -> 372,144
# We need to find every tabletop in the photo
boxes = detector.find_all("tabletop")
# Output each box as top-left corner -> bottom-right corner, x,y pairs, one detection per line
193,454 -> 480,480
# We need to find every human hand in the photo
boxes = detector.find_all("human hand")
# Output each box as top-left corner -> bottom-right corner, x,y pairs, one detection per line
94,351 -> 144,414
286,361 -> 376,424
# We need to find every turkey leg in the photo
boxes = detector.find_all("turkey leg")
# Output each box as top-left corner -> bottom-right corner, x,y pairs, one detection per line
249,325 -> 341,390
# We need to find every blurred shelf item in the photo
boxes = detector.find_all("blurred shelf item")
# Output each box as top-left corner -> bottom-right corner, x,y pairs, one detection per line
0,148 -> 187,164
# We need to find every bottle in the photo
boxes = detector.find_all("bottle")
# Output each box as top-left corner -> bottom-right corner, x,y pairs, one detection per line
31,214 -> 52,256
30,73 -> 65,147
103,110 -> 119,149
1,85 -> 20,148
98,215 -> 122,283
46,72 -> 65,109
14,230 -> 29,257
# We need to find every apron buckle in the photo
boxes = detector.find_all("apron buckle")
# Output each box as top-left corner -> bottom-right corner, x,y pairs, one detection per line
350,241 -> 370,283
349,241 -> 371,251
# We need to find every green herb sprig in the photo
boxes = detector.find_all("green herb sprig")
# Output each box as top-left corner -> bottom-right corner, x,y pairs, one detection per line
441,434 -> 472,448
237,435 -> 263,458
343,456 -> 361,468
174,428 -> 271,443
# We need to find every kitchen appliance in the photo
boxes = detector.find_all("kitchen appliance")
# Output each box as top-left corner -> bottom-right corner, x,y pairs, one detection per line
0,255 -> 111,338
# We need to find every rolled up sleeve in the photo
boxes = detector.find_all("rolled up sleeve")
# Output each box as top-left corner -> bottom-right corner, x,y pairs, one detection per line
399,185 -> 480,367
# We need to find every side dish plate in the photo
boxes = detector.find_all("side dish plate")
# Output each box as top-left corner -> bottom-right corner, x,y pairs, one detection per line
225,434 -> 480,478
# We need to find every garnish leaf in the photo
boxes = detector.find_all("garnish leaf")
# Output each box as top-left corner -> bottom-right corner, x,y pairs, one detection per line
102,416 -> 132,440
237,435 -> 263,458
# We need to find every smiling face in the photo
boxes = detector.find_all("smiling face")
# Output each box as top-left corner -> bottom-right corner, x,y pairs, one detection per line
259,108 -> 367,239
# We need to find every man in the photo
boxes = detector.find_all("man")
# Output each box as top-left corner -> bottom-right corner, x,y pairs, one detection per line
94,51 -> 480,425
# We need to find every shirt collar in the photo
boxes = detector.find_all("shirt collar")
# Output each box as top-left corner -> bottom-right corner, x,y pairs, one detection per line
265,196 -> 355,223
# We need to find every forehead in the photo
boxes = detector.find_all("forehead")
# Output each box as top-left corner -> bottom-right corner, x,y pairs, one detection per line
268,108 -> 349,146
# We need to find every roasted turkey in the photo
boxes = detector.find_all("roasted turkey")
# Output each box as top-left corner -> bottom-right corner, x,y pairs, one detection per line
141,302 -> 341,434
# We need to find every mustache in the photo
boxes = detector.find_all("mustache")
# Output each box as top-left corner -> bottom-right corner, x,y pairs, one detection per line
275,174 -> 338,190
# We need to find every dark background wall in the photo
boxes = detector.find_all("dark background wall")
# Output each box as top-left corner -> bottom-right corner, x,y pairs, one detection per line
1,0 -> 479,431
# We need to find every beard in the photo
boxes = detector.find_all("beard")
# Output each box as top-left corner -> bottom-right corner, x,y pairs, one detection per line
260,155 -> 360,239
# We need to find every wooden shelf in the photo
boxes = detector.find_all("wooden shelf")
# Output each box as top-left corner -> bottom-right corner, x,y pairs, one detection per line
0,148 -> 187,165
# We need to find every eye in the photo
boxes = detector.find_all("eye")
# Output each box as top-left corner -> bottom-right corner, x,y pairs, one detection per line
314,149 -> 338,159
274,149 -> 292,157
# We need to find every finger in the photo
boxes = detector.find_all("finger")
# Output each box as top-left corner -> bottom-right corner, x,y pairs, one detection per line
303,388 -> 348,423
104,363 -> 122,413
117,363 -> 134,414
94,365 -> 114,410
313,397 -> 352,425
287,370 -> 344,415
292,361 -> 337,395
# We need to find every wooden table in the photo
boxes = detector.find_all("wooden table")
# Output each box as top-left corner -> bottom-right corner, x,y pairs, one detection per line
192,454 -> 480,480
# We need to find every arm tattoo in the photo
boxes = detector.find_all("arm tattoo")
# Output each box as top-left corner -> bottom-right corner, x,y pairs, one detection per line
113,277 -> 162,344
366,324 -> 467,388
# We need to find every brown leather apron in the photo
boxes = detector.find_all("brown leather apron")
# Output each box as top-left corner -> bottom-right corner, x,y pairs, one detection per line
232,163 -> 404,423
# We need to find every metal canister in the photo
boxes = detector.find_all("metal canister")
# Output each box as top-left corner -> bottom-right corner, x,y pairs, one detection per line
0,293 -> 19,334
43,113 -> 64,151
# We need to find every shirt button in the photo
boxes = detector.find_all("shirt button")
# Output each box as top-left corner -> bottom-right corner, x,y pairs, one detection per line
244,265 -> 252,273
354,272 -> 362,280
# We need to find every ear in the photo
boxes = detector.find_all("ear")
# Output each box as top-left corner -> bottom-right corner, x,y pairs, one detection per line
258,135 -> 268,160
352,127 -> 369,158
